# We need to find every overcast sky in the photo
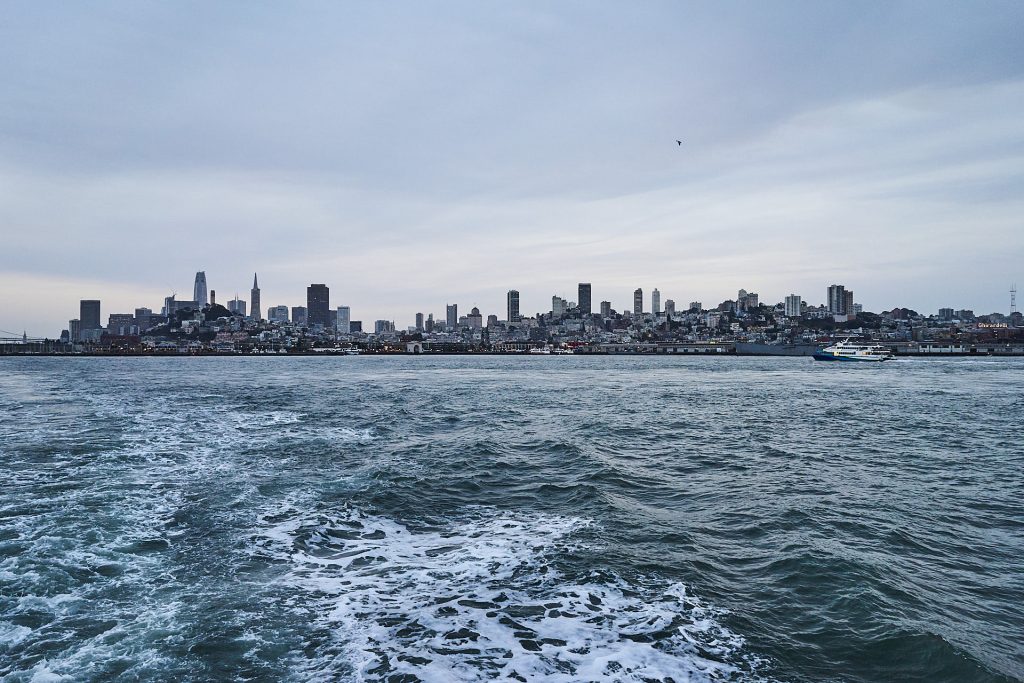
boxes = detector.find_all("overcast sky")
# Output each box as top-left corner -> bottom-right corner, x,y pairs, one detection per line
1,1 -> 1022,335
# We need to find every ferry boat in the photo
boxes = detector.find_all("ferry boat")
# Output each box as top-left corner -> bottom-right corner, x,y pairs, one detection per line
812,341 -> 894,362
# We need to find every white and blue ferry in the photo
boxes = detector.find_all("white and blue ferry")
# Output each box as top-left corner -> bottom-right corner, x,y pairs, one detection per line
813,341 -> 894,362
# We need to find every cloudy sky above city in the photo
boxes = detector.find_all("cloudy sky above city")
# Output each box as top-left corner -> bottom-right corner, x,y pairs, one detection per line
1,1 -> 1023,335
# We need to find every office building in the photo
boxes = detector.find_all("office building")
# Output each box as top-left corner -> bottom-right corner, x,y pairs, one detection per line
633,288 -> 643,315
227,298 -> 247,317
827,284 -> 847,315
291,306 -> 307,326
578,283 -> 592,316
446,304 -> 458,329
689,301 -> 702,312
664,299 -> 675,315
652,288 -> 661,314
193,272 -> 208,307
600,301 -> 612,317
267,305 -> 289,323
307,284 -> 329,327
337,306 -> 351,333
507,290 -> 520,322
415,312 -> 424,331
80,300 -> 101,331
250,273 -> 261,321
107,313 -> 136,336
69,319 -> 81,342
425,313 -> 434,333
467,307 -> 483,329
552,296 -> 568,317
134,308 -> 153,331
163,296 -> 199,316
375,320 -> 395,334
844,290 -> 855,317
785,294 -> 802,318
350,321 -> 362,333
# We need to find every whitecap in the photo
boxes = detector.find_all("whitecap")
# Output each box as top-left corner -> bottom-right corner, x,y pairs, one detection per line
252,505 -> 761,682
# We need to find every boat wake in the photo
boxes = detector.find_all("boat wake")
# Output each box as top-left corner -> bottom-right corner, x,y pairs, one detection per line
252,504 -> 766,682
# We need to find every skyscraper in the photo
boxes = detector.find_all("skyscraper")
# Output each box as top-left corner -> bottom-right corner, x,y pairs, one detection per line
250,273 -> 261,321
292,306 -> 307,326
227,298 -> 247,317
600,301 -> 612,317
507,290 -> 520,322
446,304 -> 458,329
337,306 -> 351,333
193,272 -> 208,307
80,300 -> 101,331
415,312 -> 424,331
785,294 -> 802,318
827,285 -> 847,314
664,299 -> 675,315
307,284 -> 330,327
578,283 -> 592,316
652,288 -> 661,314
633,288 -> 643,315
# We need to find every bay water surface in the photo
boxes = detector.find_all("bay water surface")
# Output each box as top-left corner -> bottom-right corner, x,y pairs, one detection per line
1,356 -> 1021,682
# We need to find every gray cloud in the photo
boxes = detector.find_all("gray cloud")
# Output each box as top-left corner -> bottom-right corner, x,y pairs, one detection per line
1,1 -> 1022,334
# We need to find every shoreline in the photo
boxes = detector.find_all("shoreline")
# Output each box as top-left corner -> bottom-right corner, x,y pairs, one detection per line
3,350 -> 1024,358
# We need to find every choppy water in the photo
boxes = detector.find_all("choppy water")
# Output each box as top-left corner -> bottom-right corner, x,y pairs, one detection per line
1,356 -> 1021,683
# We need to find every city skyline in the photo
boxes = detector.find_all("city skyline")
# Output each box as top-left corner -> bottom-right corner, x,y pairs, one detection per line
45,270 -> 1021,339
2,3 -> 1023,335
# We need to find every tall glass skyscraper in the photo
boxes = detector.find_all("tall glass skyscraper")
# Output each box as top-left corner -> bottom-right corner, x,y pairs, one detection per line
578,283 -> 591,316
307,284 -> 330,327
193,272 -> 208,307
507,290 -> 520,322
80,300 -> 101,330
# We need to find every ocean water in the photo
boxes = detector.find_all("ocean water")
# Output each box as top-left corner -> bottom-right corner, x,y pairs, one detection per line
0,355 -> 1021,683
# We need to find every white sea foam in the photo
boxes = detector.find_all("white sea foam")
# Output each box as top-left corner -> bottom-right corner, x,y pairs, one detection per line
0,622 -> 33,649
253,504 -> 756,682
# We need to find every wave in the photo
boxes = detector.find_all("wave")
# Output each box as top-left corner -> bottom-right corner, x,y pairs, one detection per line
251,504 -> 765,682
